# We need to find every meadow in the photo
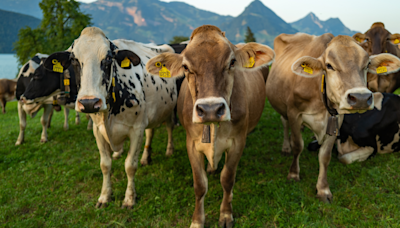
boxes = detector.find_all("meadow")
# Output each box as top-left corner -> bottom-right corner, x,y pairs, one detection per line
1,100 -> 400,227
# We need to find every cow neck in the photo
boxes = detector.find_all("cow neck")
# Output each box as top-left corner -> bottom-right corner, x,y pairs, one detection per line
321,73 -> 340,136
52,69 -> 71,107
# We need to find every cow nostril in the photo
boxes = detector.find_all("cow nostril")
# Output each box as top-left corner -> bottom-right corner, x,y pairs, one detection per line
196,105 -> 204,117
216,104 -> 225,117
367,94 -> 373,105
348,94 -> 357,102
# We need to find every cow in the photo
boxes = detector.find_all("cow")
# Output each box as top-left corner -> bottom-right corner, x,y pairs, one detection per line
44,26 -> 182,209
0,78 -> 17,113
266,32 -> 400,203
15,54 -> 85,145
353,22 -> 400,93
146,25 -> 275,228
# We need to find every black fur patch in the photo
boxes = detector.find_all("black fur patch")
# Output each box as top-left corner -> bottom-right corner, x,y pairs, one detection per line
22,63 -> 29,73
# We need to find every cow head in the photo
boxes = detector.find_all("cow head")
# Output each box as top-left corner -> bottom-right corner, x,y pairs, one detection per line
146,25 -> 275,124
292,35 -> 400,114
43,27 -> 141,113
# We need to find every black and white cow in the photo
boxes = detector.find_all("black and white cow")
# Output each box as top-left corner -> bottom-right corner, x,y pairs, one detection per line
44,27 -> 183,208
15,54 -> 86,145
307,93 -> 400,164
336,93 -> 400,164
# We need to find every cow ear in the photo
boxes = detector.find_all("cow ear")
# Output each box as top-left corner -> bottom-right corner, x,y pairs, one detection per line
44,52 -> 71,73
353,33 -> 366,43
291,56 -> 324,78
146,53 -> 184,77
369,53 -> 400,75
114,50 -> 141,68
235,42 -> 275,69
388,33 -> 400,45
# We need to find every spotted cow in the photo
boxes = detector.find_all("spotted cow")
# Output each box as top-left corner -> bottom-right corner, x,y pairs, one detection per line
146,25 -> 275,228
44,27 -> 182,209
0,78 -> 17,113
266,33 -> 400,203
353,22 -> 400,93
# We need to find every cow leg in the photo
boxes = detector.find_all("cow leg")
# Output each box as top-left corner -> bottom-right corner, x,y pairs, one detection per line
122,128 -> 144,209
15,102 -> 26,145
40,105 -> 52,143
75,111 -> 81,125
188,137 -> 208,228
87,115 -> 93,130
93,125 -> 113,208
63,107 -> 69,130
219,140 -> 245,228
1,97 -> 6,113
281,116 -> 291,156
165,116 -> 175,157
140,128 -> 154,166
287,117 -> 304,181
47,108 -> 53,128
316,135 -> 336,203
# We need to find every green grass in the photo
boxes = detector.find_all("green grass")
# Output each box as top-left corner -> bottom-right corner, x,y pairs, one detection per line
1,100 -> 400,227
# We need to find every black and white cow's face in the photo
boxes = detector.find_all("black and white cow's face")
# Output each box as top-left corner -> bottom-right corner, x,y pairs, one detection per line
44,27 -> 141,113
21,65 -> 61,103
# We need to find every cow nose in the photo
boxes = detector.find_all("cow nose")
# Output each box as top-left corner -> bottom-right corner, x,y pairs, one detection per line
347,93 -> 373,109
196,103 -> 225,122
77,98 -> 102,113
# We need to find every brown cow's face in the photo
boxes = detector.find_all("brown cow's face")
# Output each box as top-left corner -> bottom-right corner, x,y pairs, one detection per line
292,36 -> 400,114
146,25 -> 275,124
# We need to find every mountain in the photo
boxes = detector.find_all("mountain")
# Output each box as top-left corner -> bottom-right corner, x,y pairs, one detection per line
290,12 -> 358,36
0,9 -> 41,53
0,0 -> 42,19
220,0 -> 298,46
80,0 -> 232,43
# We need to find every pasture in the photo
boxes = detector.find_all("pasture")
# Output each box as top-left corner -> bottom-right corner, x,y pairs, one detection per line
1,100 -> 400,227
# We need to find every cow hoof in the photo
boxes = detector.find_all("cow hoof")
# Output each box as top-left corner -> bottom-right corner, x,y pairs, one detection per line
316,193 -> 333,203
15,140 -> 23,146
140,157 -> 152,166
64,125 -> 69,131
287,173 -> 300,182
95,202 -> 108,208
165,147 -> 174,157
219,214 -> 234,228
121,204 -> 134,209
40,139 -> 48,143
75,120 -> 81,125
281,151 -> 291,157
189,222 -> 204,228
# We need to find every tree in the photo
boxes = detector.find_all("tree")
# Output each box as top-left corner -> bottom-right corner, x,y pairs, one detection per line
169,36 -> 189,44
244,26 -> 256,43
13,0 -> 92,65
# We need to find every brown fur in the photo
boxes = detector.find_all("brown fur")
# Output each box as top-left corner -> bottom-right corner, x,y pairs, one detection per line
147,25 -> 274,227
0,79 -> 17,113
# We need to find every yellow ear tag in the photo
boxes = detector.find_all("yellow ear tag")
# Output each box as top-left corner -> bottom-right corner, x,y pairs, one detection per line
112,77 -> 115,87
121,57 -> 130,68
244,57 -> 255,68
376,66 -> 388,74
53,99 -> 58,105
321,74 -> 325,93
159,65 -> 171,78
394,39 -> 400,44
301,64 -> 313,74
112,92 -> 116,102
52,59 -> 63,73
64,79 -> 70,86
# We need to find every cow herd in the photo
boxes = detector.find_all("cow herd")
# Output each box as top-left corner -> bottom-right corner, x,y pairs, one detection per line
1,22 -> 400,227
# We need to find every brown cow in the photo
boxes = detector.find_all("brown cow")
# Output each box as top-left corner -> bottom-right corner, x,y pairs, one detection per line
146,25 -> 274,228
0,78 -> 17,113
266,33 -> 400,203
353,22 -> 400,93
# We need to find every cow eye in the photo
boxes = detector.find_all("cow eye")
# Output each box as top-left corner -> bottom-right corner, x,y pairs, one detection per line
182,65 -> 188,72
326,64 -> 334,70
230,59 -> 236,68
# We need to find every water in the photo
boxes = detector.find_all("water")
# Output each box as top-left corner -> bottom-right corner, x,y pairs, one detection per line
0,54 -> 19,79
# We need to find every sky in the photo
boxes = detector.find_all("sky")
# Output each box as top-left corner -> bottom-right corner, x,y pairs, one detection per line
77,0 -> 400,33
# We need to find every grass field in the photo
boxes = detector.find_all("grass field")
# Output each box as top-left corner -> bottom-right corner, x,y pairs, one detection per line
1,100 -> 400,227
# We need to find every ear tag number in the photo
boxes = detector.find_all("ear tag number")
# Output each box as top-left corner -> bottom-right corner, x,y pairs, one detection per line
121,57 -> 130,68
376,66 -> 388,74
155,62 -> 171,78
244,57 -> 255,68
301,64 -> 313,74
321,74 -> 325,93
64,79 -> 70,86
394,39 -> 400,44
52,59 -> 63,73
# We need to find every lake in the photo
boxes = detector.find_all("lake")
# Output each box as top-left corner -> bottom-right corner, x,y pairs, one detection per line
0,54 -> 19,79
